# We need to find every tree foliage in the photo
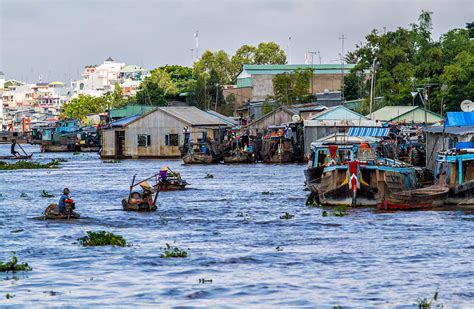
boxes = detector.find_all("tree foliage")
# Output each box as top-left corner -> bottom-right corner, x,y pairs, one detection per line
194,42 -> 287,84
61,95 -> 110,120
135,68 -> 178,105
272,69 -> 314,104
344,11 -> 474,114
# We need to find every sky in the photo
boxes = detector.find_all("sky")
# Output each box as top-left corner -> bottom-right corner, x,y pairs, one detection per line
1,0 -> 473,83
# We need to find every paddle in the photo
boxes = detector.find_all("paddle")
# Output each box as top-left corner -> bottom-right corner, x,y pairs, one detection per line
17,143 -> 29,157
128,175 -> 136,202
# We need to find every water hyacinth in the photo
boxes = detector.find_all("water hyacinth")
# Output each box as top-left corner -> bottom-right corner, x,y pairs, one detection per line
160,243 -> 188,258
0,255 -> 32,273
0,160 -> 62,170
78,231 -> 127,247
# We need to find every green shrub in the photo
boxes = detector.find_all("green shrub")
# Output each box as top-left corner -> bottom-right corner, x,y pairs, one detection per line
41,190 -> 55,198
78,231 -> 127,247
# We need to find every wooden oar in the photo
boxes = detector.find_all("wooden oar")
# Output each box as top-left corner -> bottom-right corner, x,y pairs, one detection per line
128,175 -> 136,202
17,143 -> 29,157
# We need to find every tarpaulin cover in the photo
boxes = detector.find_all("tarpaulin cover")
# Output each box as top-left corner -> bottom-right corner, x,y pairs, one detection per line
347,127 -> 390,137
446,112 -> 474,127
456,142 -> 474,150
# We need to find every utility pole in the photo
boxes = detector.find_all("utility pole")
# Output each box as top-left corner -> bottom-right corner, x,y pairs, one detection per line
288,36 -> 292,64
215,83 -> 219,111
338,35 -> 347,102
308,51 -> 319,94
369,58 -> 376,120
190,49 -> 195,66
194,30 -> 199,61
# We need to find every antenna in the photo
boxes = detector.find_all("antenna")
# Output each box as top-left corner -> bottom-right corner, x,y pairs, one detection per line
194,30 -> 199,60
288,36 -> 292,64
460,100 -> 474,112
338,34 -> 347,101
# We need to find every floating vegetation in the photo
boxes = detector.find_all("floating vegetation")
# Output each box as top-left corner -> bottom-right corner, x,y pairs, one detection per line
416,289 -> 443,308
307,200 -> 321,207
322,210 -> 329,217
78,231 -> 127,247
0,255 -> 32,273
54,158 -> 68,163
5,293 -> 15,299
276,246 -> 283,251
333,206 -> 349,217
160,243 -> 188,258
20,192 -> 28,198
41,190 -> 55,198
198,278 -> 212,284
280,212 -> 294,220
73,152 -> 81,155
262,191 -> 274,195
204,173 -> 214,179
0,159 -> 62,170
103,160 -> 121,164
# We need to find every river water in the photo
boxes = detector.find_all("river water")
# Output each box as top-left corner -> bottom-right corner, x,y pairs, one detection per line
0,144 -> 473,308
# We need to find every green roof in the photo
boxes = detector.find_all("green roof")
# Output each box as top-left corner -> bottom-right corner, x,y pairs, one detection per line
109,105 -> 156,119
120,65 -> 147,73
369,106 -> 443,123
238,64 -> 356,78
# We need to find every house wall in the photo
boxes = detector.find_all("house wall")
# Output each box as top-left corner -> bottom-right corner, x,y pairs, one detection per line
247,109 -> 292,133
251,74 -> 344,101
425,132 -> 474,171
223,87 -> 252,106
102,109 -> 226,158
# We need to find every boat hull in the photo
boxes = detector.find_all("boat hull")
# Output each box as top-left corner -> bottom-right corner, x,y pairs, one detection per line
122,199 -> 157,211
44,204 -> 80,220
304,166 -> 324,194
0,154 -> 33,160
378,185 -> 449,210
182,153 -> 220,164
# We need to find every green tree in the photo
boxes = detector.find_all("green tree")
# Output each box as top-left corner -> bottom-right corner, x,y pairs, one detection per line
110,83 -> 127,108
272,69 -> 314,104
135,69 -> 177,105
61,95 -> 109,120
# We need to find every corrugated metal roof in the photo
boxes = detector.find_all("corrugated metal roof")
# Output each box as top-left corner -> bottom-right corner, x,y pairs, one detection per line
446,112 -> 474,127
369,106 -> 417,121
109,105 -> 156,118
238,64 -> 355,78
110,114 -> 141,127
311,105 -> 368,120
425,125 -> 474,135
159,106 -> 230,126
205,110 -> 239,126
348,127 -> 390,137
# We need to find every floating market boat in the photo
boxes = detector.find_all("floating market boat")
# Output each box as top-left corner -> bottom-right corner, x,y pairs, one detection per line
223,149 -> 255,163
122,175 -> 159,211
44,202 -> 80,220
306,140 -> 419,207
378,184 -> 449,210
436,147 -> 474,205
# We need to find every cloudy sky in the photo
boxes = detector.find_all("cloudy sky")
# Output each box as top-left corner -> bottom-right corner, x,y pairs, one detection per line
1,0 -> 472,83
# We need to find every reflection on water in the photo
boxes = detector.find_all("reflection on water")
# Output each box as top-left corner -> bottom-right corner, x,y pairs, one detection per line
0,145 -> 473,307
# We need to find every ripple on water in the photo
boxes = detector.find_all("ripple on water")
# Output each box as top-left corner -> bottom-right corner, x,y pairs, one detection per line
0,145 -> 473,307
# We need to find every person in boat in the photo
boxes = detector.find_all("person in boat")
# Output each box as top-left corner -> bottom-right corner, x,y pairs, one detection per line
183,126 -> 190,145
159,166 -> 169,183
58,188 -> 70,214
11,139 -> 21,158
140,182 -> 154,207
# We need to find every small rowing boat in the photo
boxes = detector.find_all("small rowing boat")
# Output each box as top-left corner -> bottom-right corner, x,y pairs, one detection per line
378,185 -> 449,210
0,154 -> 33,160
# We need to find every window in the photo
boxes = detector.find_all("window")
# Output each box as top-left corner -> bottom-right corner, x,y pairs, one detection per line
165,134 -> 179,146
137,134 -> 151,147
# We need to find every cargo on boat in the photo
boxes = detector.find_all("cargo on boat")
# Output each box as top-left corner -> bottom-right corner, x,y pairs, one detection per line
222,130 -> 258,163
260,123 -> 304,163
154,166 -> 188,191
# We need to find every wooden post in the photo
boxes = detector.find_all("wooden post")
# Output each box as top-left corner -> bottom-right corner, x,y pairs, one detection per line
128,175 -> 136,202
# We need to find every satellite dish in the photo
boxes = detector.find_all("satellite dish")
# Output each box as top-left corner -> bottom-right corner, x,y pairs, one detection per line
292,114 -> 301,122
460,100 -> 474,112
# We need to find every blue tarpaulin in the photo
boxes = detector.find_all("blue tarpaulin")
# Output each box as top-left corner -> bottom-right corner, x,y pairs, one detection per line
456,142 -> 474,150
110,114 -> 141,127
347,127 -> 390,137
446,112 -> 474,127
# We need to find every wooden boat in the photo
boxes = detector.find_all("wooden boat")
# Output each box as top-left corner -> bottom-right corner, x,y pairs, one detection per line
122,192 -> 157,211
378,185 -> 449,210
182,152 -> 220,164
44,203 -> 80,220
154,177 -> 188,191
0,154 -> 33,160
223,149 -> 254,164
122,175 -> 159,211
436,149 -> 474,205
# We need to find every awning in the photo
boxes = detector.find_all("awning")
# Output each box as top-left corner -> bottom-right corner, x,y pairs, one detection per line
347,127 -> 390,137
